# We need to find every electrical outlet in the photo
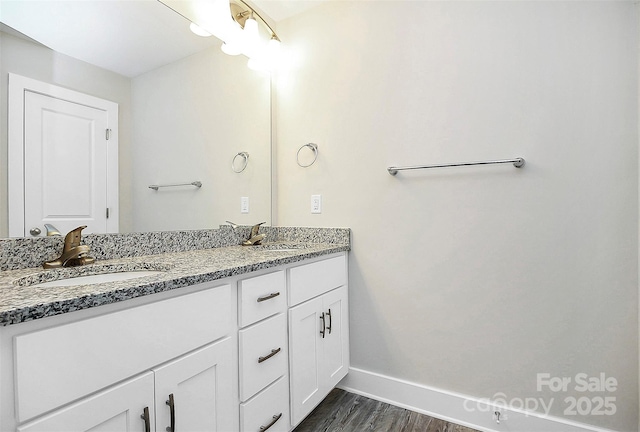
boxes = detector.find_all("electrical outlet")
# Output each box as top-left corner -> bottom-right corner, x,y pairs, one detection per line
311,194 -> 322,214
241,197 -> 249,213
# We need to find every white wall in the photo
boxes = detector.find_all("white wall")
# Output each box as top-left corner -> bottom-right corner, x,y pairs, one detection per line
131,45 -> 271,231
0,31 -> 133,235
275,2 -> 638,431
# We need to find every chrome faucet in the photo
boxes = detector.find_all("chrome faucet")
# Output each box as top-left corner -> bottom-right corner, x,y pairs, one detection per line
44,224 -> 61,236
242,222 -> 266,246
225,220 -> 239,229
43,226 -> 95,268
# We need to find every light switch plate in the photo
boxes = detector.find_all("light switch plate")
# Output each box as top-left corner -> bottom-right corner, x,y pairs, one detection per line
311,195 -> 322,214
241,197 -> 249,213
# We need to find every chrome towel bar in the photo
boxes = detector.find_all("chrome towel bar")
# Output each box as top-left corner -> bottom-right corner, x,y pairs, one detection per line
149,181 -> 202,190
387,158 -> 525,176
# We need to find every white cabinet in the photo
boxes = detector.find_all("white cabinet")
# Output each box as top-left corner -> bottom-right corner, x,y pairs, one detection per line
14,284 -> 231,422
17,339 -> 234,432
1,252 -> 349,432
238,271 -> 290,432
18,339 -> 234,432
239,313 -> 288,401
288,255 -> 349,427
154,339 -> 235,432
17,372 -> 156,432
240,376 -> 289,432
4,282 -> 237,432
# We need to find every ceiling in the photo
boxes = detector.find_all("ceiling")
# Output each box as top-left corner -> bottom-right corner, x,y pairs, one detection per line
0,0 -> 323,78
253,0 -> 326,22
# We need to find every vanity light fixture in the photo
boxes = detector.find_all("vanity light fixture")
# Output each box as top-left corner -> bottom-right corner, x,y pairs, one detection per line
222,0 -> 281,71
164,0 -> 281,71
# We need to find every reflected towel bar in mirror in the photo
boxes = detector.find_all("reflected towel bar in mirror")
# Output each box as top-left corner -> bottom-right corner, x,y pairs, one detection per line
387,158 -> 525,176
149,181 -> 202,190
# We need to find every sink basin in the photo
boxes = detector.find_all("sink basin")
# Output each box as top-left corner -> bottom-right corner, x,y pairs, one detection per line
253,243 -> 312,252
29,271 -> 164,288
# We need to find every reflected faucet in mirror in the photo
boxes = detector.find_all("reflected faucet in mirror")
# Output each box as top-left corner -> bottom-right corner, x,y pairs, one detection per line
44,224 -> 61,236
43,226 -> 95,269
242,222 -> 266,246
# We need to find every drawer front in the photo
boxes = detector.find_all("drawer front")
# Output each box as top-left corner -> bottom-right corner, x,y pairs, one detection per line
239,271 -> 286,327
240,375 -> 290,432
15,283 -> 231,422
239,313 -> 287,401
288,254 -> 347,306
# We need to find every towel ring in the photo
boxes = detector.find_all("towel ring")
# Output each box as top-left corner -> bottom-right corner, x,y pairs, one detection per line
297,143 -> 318,167
232,152 -> 249,173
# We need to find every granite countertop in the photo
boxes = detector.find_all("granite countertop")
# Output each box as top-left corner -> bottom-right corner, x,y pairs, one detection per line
0,242 -> 348,326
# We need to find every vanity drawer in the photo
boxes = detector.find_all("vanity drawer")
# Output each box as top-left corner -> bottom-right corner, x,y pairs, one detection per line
239,313 -> 287,401
239,271 -> 286,327
14,283 -> 231,422
240,375 -> 290,432
288,255 -> 347,306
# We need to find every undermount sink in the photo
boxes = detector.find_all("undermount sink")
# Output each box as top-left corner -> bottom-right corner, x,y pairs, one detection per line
253,243 -> 312,252
28,271 -> 164,288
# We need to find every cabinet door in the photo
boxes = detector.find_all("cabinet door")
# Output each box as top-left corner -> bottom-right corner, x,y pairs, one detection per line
17,372 -> 155,432
321,285 -> 349,391
289,296 -> 324,426
153,338 -> 236,432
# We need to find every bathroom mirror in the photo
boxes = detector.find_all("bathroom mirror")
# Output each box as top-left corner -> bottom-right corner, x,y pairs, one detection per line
0,0 -> 272,237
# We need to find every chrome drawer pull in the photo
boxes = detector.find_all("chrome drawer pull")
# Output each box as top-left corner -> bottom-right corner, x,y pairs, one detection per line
257,292 -> 280,302
141,407 -> 151,432
259,413 -> 283,431
258,347 -> 281,363
319,312 -> 326,338
166,393 -> 175,432
326,308 -> 332,334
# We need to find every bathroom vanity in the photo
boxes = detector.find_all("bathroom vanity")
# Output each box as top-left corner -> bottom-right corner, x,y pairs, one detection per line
0,228 -> 350,432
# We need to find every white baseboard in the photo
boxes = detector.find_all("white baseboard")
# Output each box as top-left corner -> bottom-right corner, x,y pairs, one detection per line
338,367 -> 619,432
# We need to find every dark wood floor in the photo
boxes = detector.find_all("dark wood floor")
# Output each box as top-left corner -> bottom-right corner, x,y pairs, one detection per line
293,389 -> 480,432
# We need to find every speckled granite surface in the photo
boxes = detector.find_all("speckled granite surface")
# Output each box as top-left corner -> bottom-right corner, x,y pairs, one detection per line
0,227 -> 350,326
0,226 -> 350,271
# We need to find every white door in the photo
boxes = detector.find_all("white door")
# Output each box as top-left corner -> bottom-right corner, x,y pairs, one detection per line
8,73 -> 119,237
24,91 -> 108,235
153,338 -> 237,432
17,372 -> 155,432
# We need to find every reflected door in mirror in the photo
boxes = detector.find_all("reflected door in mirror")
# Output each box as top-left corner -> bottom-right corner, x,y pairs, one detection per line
8,74 -> 119,237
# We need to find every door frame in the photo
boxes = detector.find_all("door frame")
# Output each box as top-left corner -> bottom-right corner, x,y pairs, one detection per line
8,73 -> 119,237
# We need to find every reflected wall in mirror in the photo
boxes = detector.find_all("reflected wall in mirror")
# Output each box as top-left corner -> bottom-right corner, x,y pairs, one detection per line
0,0 -> 271,237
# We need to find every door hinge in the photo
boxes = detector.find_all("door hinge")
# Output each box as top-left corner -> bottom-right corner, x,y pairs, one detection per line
106,208 -> 110,219
106,129 -> 112,140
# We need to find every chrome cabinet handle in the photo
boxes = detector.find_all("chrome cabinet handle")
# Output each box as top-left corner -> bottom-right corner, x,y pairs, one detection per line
258,347 -> 281,363
257,292 -> 280,303
141,407 -> 151,432
319,312 -> 326,338
166,393 -> 175,432
259,413 -> 283,431
326,308 -> 332,334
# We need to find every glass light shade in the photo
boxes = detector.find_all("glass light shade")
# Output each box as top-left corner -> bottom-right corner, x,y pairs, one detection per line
247,56 -> 266,71
190,0 -> 233,39
266,38 -> 281,60
221,21 -> 244,56
221,41 -> 243,55
189,22 -> 212,37
243,17 -> 261,58
248,38 -> 281,72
